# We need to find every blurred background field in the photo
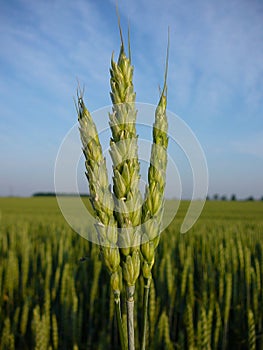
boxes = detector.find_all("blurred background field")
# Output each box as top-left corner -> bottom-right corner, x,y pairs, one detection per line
0,197 -> 263,349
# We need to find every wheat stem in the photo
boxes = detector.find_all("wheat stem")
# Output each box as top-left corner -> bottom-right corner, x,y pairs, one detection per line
126,286 -> 135,350
114,291 -> 127,350
141,278 -> 151,350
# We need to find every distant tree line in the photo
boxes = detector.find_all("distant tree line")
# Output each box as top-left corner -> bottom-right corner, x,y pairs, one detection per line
206,194 -> 263,201
32,192 -> 263,201
32,192 -> 90,197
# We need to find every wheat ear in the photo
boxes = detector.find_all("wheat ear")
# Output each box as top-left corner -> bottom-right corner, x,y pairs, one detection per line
140,37 -> 169,350
109,28 -> 141,350
77,93 -> 126,349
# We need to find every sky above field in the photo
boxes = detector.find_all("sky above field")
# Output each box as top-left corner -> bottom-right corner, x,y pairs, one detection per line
0,0 -> 263,199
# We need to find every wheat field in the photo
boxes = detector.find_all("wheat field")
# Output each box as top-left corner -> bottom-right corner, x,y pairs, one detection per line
0,197 -> 262,349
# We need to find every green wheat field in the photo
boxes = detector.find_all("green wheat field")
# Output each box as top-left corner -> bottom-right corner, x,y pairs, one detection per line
0,197 -> 262,349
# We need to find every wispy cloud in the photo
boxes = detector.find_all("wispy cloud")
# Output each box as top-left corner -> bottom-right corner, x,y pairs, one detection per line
0,0 -> 262,197
0,0 -> 117,103
113,0 -> 263,118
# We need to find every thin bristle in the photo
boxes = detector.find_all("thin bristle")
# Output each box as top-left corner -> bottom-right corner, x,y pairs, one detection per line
128,19 -> 131,62
162,27 -> 170,96
116,1 -> 124,53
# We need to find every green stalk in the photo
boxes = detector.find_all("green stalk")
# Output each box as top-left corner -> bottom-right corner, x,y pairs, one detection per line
126,286 -> 135,350
114,291 -> 127,350
141,278 -> 151,350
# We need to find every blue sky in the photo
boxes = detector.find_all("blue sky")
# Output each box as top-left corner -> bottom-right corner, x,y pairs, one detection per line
0,0 -> 262,199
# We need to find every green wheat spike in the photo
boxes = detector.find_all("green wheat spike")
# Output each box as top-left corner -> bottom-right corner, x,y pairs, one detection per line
213,301 -> 222,349
21,235 -> 30,297
222,272 -> 232,350
245,247 -> 251,310
201,305 -> 211,350
158,311 -> 173,350
77,92 -> 123,320
166,255 -> 173,298
108,24 -> 142,350
254,258 -> 261,295
181,252 -> 190,299
188,272 -> 195,308
52,314 -> 59,350
20,301 -> 29,336
149,279 -> 156,342
185,301 -> 195,350
248,309 -> 256,350
0,318 -> 15,350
